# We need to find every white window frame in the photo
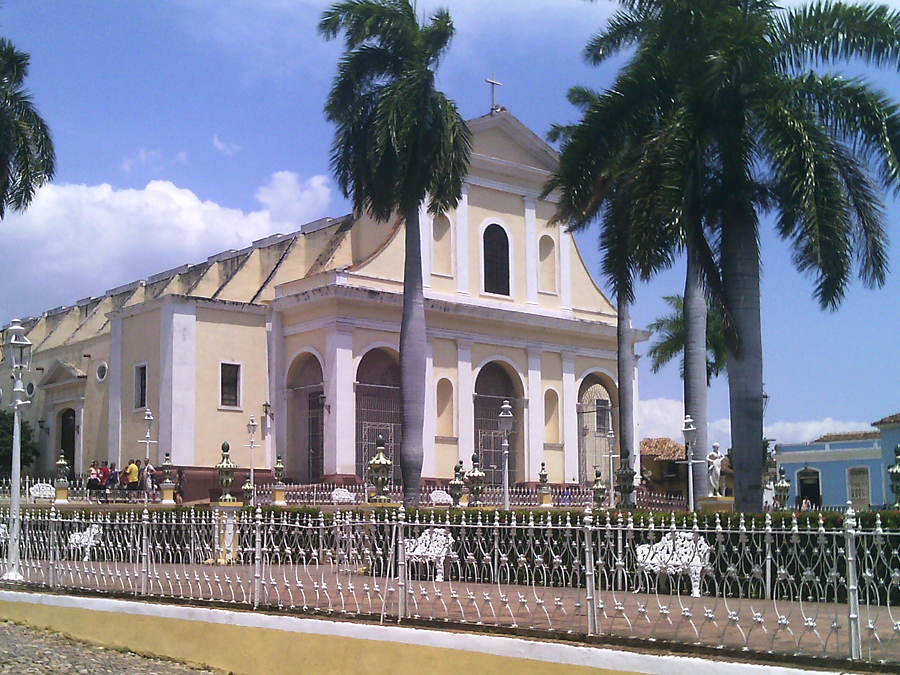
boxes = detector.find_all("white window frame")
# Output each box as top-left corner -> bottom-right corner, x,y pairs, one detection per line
479,219 -> 514,299
133,362 -> 148,411
219,361 -> 243,410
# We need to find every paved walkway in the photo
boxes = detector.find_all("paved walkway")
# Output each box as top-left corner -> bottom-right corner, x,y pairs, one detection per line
0,621 -> 218,675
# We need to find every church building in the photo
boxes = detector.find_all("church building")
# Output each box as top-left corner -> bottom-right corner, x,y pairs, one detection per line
0,111 -> 643,489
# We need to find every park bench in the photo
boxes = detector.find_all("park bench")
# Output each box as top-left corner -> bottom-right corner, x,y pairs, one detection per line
29,483 -> 55,502
635,531 -> 711,598
331,487 -> 357,505
404,527 -> 454,582
429,489 -> 453,506
68,524 -> 103,562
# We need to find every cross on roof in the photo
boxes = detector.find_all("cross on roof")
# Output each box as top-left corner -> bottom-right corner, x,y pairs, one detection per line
485,73 -> 503,114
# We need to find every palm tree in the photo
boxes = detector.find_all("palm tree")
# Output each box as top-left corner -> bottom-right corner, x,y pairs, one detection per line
571,0 -> 900,511
0,38 -> 55,219
319,0 -> 471,506
647,294 -> 727,383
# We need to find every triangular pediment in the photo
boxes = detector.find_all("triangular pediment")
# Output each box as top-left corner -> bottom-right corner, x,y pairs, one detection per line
468,110 -> 559,173
38,360 -> 87,388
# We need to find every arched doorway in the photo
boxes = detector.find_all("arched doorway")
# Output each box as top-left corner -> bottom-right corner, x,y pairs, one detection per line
59,408 -> 76,470
577,375 -> 617,486
286,354 -> 325,483
355,348 -> 401,483
474,362 -> 523,486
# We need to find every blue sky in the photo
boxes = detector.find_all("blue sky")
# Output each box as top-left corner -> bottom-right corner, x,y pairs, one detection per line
1,0 -> 897,448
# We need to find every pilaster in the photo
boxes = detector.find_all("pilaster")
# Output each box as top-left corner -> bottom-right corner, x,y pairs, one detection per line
325,329 -> 355,475
562,351 -> 579,483
527,347 -> 544,481
457,339 -> 474,464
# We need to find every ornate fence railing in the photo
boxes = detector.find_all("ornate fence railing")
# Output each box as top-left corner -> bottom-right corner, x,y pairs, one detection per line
1,504 -> 896,664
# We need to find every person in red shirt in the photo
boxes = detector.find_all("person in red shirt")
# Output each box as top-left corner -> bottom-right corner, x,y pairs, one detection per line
99,461 -> 111,488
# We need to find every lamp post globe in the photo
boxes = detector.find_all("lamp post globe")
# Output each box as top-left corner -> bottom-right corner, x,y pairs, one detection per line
245,415 -> 258,506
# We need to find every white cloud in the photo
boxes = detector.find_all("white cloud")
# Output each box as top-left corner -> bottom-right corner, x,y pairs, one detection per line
255,171 -> 331,226
0,173 -> 332,321
764,418 -> 873,445
637,397 -> 732,449
636,398 -> 874,450
212,135 -> 243,156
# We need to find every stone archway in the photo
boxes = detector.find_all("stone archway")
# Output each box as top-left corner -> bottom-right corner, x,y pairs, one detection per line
474,362 -> 524,486
355,348 -> 401,483
577,374 -> 618,486
286,354 -> 325,483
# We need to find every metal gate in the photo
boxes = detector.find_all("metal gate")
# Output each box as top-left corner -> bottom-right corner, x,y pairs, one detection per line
288,385 -> 325,483
577,399 -> 616,486
474,395 -> 519,486
355,383 -> 401,483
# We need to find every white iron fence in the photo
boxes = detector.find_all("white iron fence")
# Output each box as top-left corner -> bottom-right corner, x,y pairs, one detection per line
2,505 -> 893,664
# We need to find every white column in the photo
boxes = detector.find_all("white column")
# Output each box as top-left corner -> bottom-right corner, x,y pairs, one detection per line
159,302 -> 197,466
423,339 -> 437,478
108,316 -> 123,467
527,347 -> 543,481
525,198 -> 538,306
420,202 -> 431,290
560,230 -> 573,312
75,406 -> 84,472
457,339 -> 474,464
456,184 -> 470,296
265,308 -> 280,467
273,310 -> 289,473
325,329 -> 355,476
562,351 -> 579,483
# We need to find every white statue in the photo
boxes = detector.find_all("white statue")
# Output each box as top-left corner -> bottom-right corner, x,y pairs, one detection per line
707,443 -> 725,497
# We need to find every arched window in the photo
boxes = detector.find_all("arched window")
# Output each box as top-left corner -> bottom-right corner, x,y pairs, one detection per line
483,223 -> 510,296
539,235 -> 556,294
436,378 -> 454,437
432,214 -> 452,276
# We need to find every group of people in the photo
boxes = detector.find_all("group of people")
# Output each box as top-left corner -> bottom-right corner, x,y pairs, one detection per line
83,459 -> 185,503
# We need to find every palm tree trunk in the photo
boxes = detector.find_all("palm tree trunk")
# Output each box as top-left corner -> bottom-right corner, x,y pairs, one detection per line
683,246 -> 708,505
617,295 -> 636,503
721,215 -> 764,513
400,203 -> 426,507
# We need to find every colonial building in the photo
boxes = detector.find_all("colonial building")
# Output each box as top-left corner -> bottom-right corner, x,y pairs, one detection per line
0,111 -> 644,488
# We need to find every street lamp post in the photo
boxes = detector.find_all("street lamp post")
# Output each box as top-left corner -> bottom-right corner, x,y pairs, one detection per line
679,414 -> 704,511
498,400 -> 514,510
140,409 -> 156,504
2,320 -> 32,582
604,425 -> 617,509
244,415 -> 258,507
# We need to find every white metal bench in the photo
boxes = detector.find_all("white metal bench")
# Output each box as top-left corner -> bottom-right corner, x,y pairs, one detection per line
68,524 -> 103,562
29,483 -> 55,502
404,528 -> 454,582
635,531 -> 711,597
331,487 -> 357,505
429,489 -> 453,506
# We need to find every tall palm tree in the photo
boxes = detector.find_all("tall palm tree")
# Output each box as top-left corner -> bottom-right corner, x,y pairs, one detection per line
319,0 -> 471,506
0,38 -> 55,219
573,0 -> 900,511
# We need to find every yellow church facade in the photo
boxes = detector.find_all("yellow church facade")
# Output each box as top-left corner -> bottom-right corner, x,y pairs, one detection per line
0,111 -> 639,488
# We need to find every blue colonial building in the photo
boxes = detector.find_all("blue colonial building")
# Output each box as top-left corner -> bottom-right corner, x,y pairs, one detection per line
875,413 -> 900,506
774,431 -> 882,510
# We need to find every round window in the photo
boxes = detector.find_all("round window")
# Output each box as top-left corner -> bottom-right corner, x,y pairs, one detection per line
24,381 -> 36,398
96,362 -> 108,382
